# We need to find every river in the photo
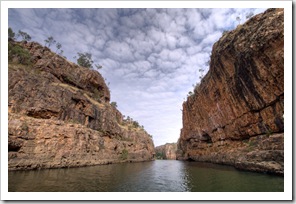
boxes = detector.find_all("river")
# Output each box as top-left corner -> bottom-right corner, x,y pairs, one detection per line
8,160 -> 283,192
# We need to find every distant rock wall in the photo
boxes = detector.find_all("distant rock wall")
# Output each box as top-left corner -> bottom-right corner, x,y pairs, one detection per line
155,143 -> 177,160
177,9 -> 284,175
8,41 -> 155,170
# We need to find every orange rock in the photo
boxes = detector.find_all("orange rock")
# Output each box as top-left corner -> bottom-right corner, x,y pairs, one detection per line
155,143 -> 177,160
8,40 -> 155,170
177,8 -> 284,175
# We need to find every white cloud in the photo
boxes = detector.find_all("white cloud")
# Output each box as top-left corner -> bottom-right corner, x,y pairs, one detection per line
100,58 -> 121,71
200,31 -> 223,46
133,61 -> 152,72
186,44 -> 202,55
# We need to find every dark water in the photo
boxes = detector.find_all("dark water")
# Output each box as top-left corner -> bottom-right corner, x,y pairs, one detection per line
8,160 -> 284,192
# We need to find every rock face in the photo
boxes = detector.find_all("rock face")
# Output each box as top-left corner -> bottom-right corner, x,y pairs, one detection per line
177,9 -> 284,175
155,143 -> 177,160
8,40 -> 155,170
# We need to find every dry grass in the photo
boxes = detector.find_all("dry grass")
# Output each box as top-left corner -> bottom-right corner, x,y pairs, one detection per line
83,93 -> 105,108
118,123 -> 138,131
52,82 -> 78,93
52,82 -> 105,108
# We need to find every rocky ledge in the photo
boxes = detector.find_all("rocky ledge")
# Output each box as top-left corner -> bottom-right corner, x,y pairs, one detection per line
177,8 -> 284,175
8,40 -> 155,170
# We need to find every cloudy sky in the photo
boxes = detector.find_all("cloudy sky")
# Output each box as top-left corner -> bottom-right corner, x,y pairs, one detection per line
8,7 -> 267,146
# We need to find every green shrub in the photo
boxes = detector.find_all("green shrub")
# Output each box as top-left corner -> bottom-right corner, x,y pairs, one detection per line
110,101 -> 117,108
8,42 -> 32,65
76,52 -> 93,68
93,88 -> 102,102
132,120 -> 139,128
121,149 -> 128,160
8,27 -> 15,40
156,152 -> 165,159
266,129 -> 273,137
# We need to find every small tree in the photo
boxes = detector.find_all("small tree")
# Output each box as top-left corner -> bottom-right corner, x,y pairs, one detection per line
56,42 -> 62,51
236,16 -> 241,25
246,12 -> 254,19
95,64 -> 103,69
222,30 -> 228,36
76,52 -> 94,68
110,101 -> 117,108
133,120 -> 139,128
44,36 -> 56,48
17,30 -> 31,41
193,82 -> 200,93
8,27 -> 15,40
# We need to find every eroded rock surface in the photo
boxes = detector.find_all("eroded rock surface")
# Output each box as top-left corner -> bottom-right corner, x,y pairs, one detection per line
8,41 -> 155,170
177,8 -> 284,175
155,143 -> 177,160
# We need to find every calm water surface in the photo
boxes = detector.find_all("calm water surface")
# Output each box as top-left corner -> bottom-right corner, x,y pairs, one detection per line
9,160 -> 283,192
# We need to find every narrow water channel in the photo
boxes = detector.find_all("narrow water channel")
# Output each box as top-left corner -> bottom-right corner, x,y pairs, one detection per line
9,160 -> 284,192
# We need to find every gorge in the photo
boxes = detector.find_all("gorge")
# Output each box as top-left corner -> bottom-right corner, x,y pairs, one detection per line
8,8 -> 284,178
155,143 -> 177,160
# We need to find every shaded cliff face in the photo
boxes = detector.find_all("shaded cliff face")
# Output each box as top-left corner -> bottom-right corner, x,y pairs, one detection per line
177,9 -> 284,175
8,40 -> 155,170
155,143 -> 177,160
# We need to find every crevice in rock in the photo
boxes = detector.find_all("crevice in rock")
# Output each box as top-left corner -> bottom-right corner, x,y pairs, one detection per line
26,108 -> 59,119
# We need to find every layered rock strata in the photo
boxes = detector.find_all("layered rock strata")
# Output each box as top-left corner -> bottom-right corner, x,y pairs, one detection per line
8,40 -> 155,170
177,8 -> 284,175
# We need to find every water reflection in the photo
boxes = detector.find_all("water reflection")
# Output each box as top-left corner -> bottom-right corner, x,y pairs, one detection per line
184,162 -> 284,192
8,160 -> 283,192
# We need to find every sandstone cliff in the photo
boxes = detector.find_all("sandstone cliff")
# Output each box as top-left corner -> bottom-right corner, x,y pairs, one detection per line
155,143 -> 177,160
177,8 -> 284,175
8,40 -> 155,170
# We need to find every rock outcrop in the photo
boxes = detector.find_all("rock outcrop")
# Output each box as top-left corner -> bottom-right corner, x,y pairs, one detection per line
177,9 -> 284,175
155,143 -> 177,160
8,40 -> 155,170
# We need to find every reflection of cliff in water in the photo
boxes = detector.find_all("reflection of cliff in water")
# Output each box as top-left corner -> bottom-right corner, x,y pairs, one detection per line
9,160 -> 284,192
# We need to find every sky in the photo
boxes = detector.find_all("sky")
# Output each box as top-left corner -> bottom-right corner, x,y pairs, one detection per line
8,7 -> 267,147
